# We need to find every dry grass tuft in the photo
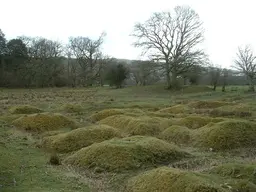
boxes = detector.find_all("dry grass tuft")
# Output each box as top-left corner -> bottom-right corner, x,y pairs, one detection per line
42,124 -> 122,153
9,105 -> 43,114
64,136 -> 190,172
12,113 -> 78,132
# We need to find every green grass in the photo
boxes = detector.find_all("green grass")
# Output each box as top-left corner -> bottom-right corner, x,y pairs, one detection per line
0,121 -> 90,192
1,85 -> 256,191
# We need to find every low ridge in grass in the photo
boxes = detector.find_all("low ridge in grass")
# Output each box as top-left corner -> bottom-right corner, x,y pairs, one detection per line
158,104 -> 190,114
89,109 -> 124,122
60,104 -> 83,113
9,105 -> 43,114
99,115 -> 173,136
12,113 -> 78,132
125,167 -> 227,192
42,124 -> 122,153
159,125 -> 191,145
177,115 -> 224,129
208,163 -> 256,184
64,136 -> 190,172
195,120 -> 256,151
189,100 -> 230,109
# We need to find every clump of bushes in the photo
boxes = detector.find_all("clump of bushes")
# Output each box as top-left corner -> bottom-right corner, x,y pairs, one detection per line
64,136 -> 190,172
42,125 -> 122,153
12,113 -> 78,132
9,105 -> 43,114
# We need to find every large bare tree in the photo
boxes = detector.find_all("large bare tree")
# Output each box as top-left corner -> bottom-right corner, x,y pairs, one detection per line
234,45 -> 256,92
68,33 -> 105,86
132,6 -> 207,89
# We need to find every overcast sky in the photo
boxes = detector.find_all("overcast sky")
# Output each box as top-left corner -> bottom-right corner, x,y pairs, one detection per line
1,0 -> 255,68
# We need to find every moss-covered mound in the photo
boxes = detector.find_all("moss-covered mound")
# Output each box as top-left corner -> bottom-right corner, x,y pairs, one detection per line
208,163 -> 256,184
64,136 -> 190,172
158,104 -> 190,114
99,115 -> 172,136
9,105 -> 43,114
189,100 -> 230,109
125,167 -> 226,192
61,104 -> 83,113
159,125 -> 191,145
177,115 -> 223,129
12,113 -> 78,132
42,125 -> 122,153
89,109 -> 124,122
196,120 -> 256,151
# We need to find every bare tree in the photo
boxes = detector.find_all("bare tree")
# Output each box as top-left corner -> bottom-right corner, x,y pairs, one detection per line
68,33 -> 105,86
234,45 -> 256,92
209,64 -> 221,91
221,68 -> 228,92
130,60 -> 160,86
132,6 -> 207,89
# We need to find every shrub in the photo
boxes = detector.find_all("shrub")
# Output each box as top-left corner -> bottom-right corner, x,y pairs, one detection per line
195,120 -> 256,151
64,136 -> 190,172
12,113 -> 78,132
42,125 -> 122,153
125,167 -> 226,192
9,105 -> 43,114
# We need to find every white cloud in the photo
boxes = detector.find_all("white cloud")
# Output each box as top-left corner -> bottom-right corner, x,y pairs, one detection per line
1,0 -> 256,67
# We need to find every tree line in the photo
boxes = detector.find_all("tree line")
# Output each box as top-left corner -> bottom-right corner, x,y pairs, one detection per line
1,5 -> 255,91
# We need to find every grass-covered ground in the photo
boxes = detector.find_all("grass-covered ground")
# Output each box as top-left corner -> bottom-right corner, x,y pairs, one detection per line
0,85 -> 256,191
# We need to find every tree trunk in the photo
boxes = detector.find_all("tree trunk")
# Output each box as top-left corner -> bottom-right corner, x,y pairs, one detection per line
248,78 -> 255,92
213,83 -> 217,91
166,71 -> 171,89
171,72 -> 178,90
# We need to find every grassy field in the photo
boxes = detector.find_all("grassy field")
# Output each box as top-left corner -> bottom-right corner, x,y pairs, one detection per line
1,85 -> 256,191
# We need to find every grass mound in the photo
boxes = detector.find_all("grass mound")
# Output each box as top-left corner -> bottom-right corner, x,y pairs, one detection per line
189,100 -> 230,109
208,163 -> 256,184
64,136 -> 190,172
196,120 -> 256,151
89,109 -> 124,122
42,125 -> 122,153
99,115 -> 172,136
158,104 -> 190,114
159,125 -> 191,145
209,104 -> 253,118
9,105 -> 43,114
61,104 -> 83,113
177,115 -> 223,129
125,167 -> 226,192
12,113 -> 78,132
